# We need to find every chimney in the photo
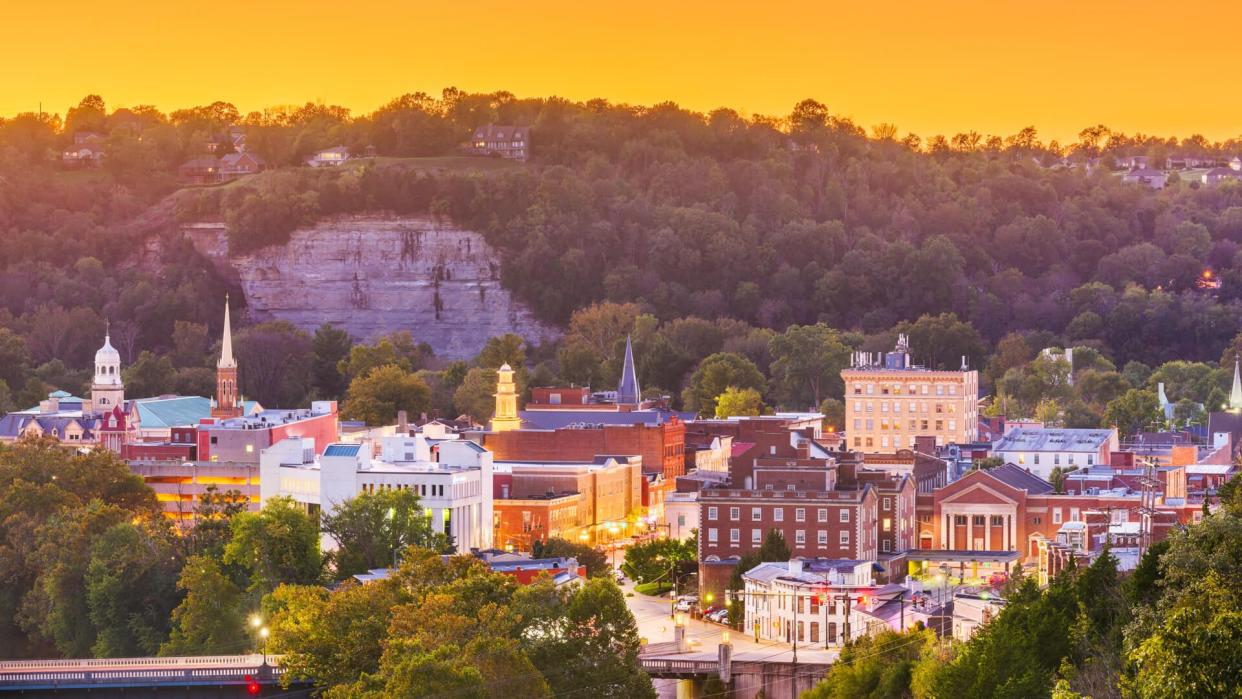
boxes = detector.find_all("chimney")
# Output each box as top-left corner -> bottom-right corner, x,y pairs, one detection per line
397,410 -> 409,434
788,559 -> 803,576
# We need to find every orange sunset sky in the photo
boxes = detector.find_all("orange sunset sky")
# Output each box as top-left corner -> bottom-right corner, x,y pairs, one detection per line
5,0 -> 1242,143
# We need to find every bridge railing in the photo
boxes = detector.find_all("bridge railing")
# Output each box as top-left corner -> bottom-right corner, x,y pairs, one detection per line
0,655 -> 278,673
638,658 -> 719,676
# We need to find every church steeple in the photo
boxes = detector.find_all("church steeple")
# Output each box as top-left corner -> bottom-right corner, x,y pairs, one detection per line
1230,358 -> 1242,411
212,295 -> 242,419
218,294 -> 236,369
617,335 -> 641,406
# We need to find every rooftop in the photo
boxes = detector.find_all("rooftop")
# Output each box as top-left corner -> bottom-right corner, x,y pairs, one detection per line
993,427 -> 1115,453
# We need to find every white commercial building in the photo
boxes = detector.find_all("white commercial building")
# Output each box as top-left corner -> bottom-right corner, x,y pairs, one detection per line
991,427 -> 1118,480
260,426 -> 493,553
741,559 -> 907,648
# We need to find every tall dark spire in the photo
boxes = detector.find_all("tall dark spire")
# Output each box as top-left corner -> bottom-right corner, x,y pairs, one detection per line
617,335 -> 641,405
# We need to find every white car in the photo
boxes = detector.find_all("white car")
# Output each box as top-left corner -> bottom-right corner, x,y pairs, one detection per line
675,598 -> 695,612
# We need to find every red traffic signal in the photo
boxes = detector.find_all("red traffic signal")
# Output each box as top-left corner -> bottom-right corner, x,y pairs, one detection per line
856,594 -> 869,606
245,674 -> 260,696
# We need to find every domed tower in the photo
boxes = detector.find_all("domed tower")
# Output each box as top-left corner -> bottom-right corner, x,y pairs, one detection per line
212,295 -> 243,419
91,328 -> 125,412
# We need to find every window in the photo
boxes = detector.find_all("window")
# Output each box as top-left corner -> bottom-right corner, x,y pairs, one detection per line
707,507 -> 718,521
882,540 -> 891,553
1052,508 -> 1063,524
708,528 -> 718,542
795,508 -> 806,522
818,508 -> 828,522
883,497 -> 891,511
818,530 -> 828,545
1087,455 -> 1094,465
936,384 -> 945,396
882,517 -> 892,531
774,508 -> 784,522
730,528 -> 740,543
1054,454 -> 1060,465
1033,454 -> 1040,465
1070,507 -> 1080,522
795,530 -> 806,545
854,418 -> 862,430
991,515 -> 1004,527
752,507 -> 762,521
840,509 -> 850,523
730,507 -> 740,521
752,529 -> 762,544
954,515 -> 967,526
839,530 -> 850,546
1033,516 -> 1043,525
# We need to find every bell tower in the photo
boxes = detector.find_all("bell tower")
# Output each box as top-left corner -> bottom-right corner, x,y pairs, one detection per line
490,363 -> 521,432
212,295 -> 242,419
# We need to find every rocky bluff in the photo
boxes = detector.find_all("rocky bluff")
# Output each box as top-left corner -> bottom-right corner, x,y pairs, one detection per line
180,216 -> 558,359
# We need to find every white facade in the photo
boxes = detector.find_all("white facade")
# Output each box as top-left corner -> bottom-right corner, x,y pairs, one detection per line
260,432 -> 493,553
991,427 -> 1118,480
663,491 -> 699,540
741,559 -> 905,648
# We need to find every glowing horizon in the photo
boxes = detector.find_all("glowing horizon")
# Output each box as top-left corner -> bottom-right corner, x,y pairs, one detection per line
6,0 -> 1242,144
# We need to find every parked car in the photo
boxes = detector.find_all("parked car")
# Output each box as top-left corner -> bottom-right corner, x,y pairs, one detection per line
987,571 -> 1009,587
613,569 -> 626,583
675,598 -> 695,612
708,608 -> 729,624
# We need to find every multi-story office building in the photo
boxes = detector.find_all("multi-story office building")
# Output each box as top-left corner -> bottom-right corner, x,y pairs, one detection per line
841,334 -> 978,452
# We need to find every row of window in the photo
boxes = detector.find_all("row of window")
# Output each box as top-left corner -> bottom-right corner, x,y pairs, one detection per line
707,506 -> 851,523
708,527 -> 851,547
853,418 -> 956,431
853,401 -> 956,414
852,382 -> 960,396
1012,452 -> 1095,466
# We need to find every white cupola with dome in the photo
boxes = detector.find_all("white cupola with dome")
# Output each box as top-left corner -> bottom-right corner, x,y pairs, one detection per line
91,328 -> 125,411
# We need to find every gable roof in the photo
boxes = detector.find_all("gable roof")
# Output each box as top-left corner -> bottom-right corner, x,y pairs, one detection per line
988,462 -> 1055,494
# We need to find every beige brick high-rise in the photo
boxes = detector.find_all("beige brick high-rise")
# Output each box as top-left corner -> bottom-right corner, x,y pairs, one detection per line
841,335 -> 978,453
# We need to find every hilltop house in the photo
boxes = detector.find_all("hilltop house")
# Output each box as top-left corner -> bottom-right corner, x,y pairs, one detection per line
306,146 -> 350,167
470,125 -> 529,161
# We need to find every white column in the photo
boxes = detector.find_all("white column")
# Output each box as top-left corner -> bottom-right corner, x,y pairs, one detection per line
985,515 -> 992,550
967,515 -> 974,551
940,513 -> 948,549
948,512 -> 956,549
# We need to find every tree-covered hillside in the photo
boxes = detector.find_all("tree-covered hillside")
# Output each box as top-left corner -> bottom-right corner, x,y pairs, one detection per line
4,90 -> 1242,416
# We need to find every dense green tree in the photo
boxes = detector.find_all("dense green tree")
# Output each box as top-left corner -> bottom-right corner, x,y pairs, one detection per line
804,627 -> 936,699
532,537 -> 609,578
620,538 -> 696,584
122,350 -> 176,397
224,496 -> 321,593
320,489 -> 448,578
714,386 -> 764,417
682,352 -> 765,415
768,324 -> 851,408
233,321 -> 314,408
1103,389 -> 1162,437
84,522 -> 180,657
453,367 -> 498,423
337,331 -> 431,380
160,556 -> 247,656
310,323 -> 352,399
341,364 -> 432,425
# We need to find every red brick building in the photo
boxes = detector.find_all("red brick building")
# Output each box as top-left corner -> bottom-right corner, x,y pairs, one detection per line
478,419 -> 687,481
699,486 -> 881,562
915,463 -> 1196,559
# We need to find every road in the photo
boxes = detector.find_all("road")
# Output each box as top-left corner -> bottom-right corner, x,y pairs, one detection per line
619,575 -> 840,664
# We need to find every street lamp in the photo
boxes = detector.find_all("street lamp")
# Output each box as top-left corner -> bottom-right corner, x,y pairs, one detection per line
259,626 -> 269,663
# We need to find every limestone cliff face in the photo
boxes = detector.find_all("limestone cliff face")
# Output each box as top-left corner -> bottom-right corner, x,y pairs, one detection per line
181,216 -> 558,359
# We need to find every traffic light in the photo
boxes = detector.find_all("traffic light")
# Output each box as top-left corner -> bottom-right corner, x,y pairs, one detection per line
856,594 -> 869,606
245,675 -> 260,696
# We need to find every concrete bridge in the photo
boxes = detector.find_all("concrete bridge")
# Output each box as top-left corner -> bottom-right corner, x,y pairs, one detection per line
0,655 -> 310,697
640,628 -> 832,699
